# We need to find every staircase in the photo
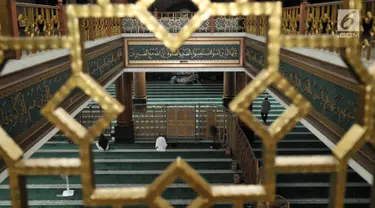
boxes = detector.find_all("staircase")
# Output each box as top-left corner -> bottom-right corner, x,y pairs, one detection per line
112,81 -> 223,105
252,92 -> 371,208
0,138 -> 236,207
79,81 -> 224,136
0,81 -> 238,207
0,80 -> 371,207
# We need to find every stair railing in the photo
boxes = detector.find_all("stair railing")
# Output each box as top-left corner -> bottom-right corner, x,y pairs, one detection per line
75,103 -> 114,137
224,109 -> 259,185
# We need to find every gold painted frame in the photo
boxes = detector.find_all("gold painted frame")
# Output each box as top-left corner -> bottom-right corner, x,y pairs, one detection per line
124,37 -> 244,68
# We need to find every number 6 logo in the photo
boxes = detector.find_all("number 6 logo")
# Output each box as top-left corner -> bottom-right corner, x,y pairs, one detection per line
338,9 -> 360,32
341,11 -> 356,30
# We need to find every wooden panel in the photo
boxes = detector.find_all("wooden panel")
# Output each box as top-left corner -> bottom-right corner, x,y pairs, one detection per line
166,108 -> 195,138
166,109 -> 177,137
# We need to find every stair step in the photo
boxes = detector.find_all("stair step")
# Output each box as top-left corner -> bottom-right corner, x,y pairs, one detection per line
251,106 -> 286,110
253,140 -> 328,149
276,171 -> 368,183
0,183 -> 239,201
147,101 -> 222,104
31,149 -> 228,159
49,136 -> 212,142
0,183 -> 232,189
1,170 -> 236,185
255,132 -> 318,140
253,148 -> 331,157
275,183 -> 370,199
0,200 -> 232,207
41,142 -> 216,150
288,198 -> 370,207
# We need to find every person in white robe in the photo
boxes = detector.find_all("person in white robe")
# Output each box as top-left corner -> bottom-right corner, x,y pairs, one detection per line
155,136 -> 168,152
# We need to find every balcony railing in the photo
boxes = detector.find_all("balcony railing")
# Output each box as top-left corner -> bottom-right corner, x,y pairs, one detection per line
246,0 -> 375,35
7,1 -> 122,58
123,10 -> 245,33
82,18 -> 122,41
4,1 -> 375,60
245,0 -> 375,60
15,2 -> 63,56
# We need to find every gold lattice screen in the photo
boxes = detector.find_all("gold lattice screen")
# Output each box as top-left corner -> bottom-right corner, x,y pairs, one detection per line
0,0 -> 374,207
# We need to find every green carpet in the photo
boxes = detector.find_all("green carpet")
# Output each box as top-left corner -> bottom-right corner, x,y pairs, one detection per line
30,149 -> 227,159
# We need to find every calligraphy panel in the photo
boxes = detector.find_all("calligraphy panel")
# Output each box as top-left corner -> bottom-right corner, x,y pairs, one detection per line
88,47 -> 124,80
0,47 -> 124,138
0,66 -> 71,138
244,42 -> 360,132
125,38 -> 243,67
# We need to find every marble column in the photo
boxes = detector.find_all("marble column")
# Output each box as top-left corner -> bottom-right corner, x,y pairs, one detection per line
115,73 -> 134,143
133,72 -> 147,105
223,72 -> 236,108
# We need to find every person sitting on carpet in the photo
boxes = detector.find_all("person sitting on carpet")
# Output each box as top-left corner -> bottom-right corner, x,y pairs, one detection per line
96,134 -> 109,151
155,135 -> 168,152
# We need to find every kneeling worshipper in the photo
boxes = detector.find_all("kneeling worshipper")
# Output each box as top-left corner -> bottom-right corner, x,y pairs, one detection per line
155,135 -> 168,152
96,134 -> 110,151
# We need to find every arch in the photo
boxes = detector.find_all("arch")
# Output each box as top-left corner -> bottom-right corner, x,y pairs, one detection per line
165,1 -> 198,12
